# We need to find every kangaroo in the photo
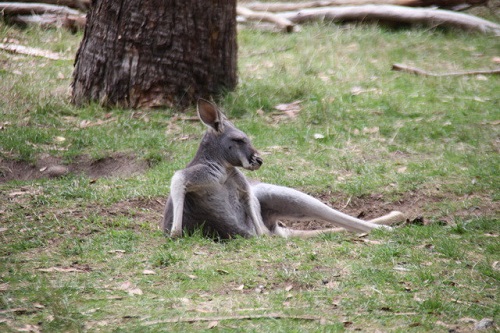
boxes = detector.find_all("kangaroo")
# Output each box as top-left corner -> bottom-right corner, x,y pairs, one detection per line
162,99 -> 405,239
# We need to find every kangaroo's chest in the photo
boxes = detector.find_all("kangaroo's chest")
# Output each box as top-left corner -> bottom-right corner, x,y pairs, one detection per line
185,177 -> 248,220
200,177 -> 245,205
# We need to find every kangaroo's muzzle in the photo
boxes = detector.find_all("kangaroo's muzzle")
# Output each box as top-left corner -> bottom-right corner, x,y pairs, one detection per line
248,154 -> 263,170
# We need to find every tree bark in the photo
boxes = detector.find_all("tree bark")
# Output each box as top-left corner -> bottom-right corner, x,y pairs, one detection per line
71,0 -> 237,109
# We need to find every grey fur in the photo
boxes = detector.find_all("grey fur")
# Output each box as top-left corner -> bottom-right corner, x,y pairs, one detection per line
162,99 -> 404,239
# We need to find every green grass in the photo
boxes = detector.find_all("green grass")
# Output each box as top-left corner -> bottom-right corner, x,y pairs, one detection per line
1,15 -> 499,333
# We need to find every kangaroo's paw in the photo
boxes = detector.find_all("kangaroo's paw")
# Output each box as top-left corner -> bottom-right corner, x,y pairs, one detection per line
369,211 -> 406,226
170,228 -> 183,239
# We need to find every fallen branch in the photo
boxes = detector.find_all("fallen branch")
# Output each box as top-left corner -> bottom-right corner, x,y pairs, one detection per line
0,2 -> 80,16
3,2 -> 498,35
244,46 -> 294,57
0,43 -> 71,60
392,63 -> 500,76
278,5 -> 500,34
143,313 -> 326,325
0,2 -> 86,31
237,6 -> 296,32
243,0 -> 488,12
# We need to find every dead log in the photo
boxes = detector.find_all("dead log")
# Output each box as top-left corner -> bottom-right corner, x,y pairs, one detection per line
2,2 -> 497,35
278,5 -> 500,34
392,63 -> 500,76
243,0 -> 488,12
0,2 -> 86,31
4,0 -> 91,11
0,2 -> 80,16
244,0 -> 408,12
237,6 -> 296,32
9,13 -> 86,31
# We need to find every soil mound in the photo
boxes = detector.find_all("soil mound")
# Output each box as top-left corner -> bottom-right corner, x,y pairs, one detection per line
0,153 -> 149,183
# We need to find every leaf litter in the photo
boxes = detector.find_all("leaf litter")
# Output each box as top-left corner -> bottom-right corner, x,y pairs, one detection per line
273,100 -> 302,119
118,281 -> 143,296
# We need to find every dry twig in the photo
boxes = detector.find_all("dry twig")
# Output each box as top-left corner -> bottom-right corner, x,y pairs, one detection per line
143,313 -> 326,325
392,63 -> 500,76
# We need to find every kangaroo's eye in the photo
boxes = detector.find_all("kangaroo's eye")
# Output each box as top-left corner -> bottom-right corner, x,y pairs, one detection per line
232,138 -> 245,144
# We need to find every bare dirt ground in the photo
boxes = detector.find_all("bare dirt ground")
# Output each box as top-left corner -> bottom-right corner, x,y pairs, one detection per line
107,187 -> 497,232
0,153 -> 150,183
2,154 -> 497,232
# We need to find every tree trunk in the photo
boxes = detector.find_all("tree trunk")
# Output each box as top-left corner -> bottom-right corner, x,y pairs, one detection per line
71,0 -> 237,109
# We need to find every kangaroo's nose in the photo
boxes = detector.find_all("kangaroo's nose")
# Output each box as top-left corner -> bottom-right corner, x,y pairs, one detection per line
255,156 -> 263,166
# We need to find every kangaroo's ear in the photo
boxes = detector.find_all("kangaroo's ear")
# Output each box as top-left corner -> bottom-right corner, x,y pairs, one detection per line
197,99 -> 224,132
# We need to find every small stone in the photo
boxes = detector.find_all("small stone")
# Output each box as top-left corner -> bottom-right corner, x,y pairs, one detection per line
475,318 -> 494,330
44,165 -> 69,178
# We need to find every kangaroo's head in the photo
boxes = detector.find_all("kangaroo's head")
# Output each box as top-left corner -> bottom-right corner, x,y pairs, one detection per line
196,99 -> 263,171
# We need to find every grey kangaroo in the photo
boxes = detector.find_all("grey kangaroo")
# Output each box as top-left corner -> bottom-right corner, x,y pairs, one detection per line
162,99 -> 405,239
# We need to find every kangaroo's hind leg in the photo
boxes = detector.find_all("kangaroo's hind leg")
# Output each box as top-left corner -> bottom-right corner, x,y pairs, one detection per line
252,183 -> 404,237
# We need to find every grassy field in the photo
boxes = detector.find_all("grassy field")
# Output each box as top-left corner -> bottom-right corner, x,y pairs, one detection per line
1,10 -> 499,333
